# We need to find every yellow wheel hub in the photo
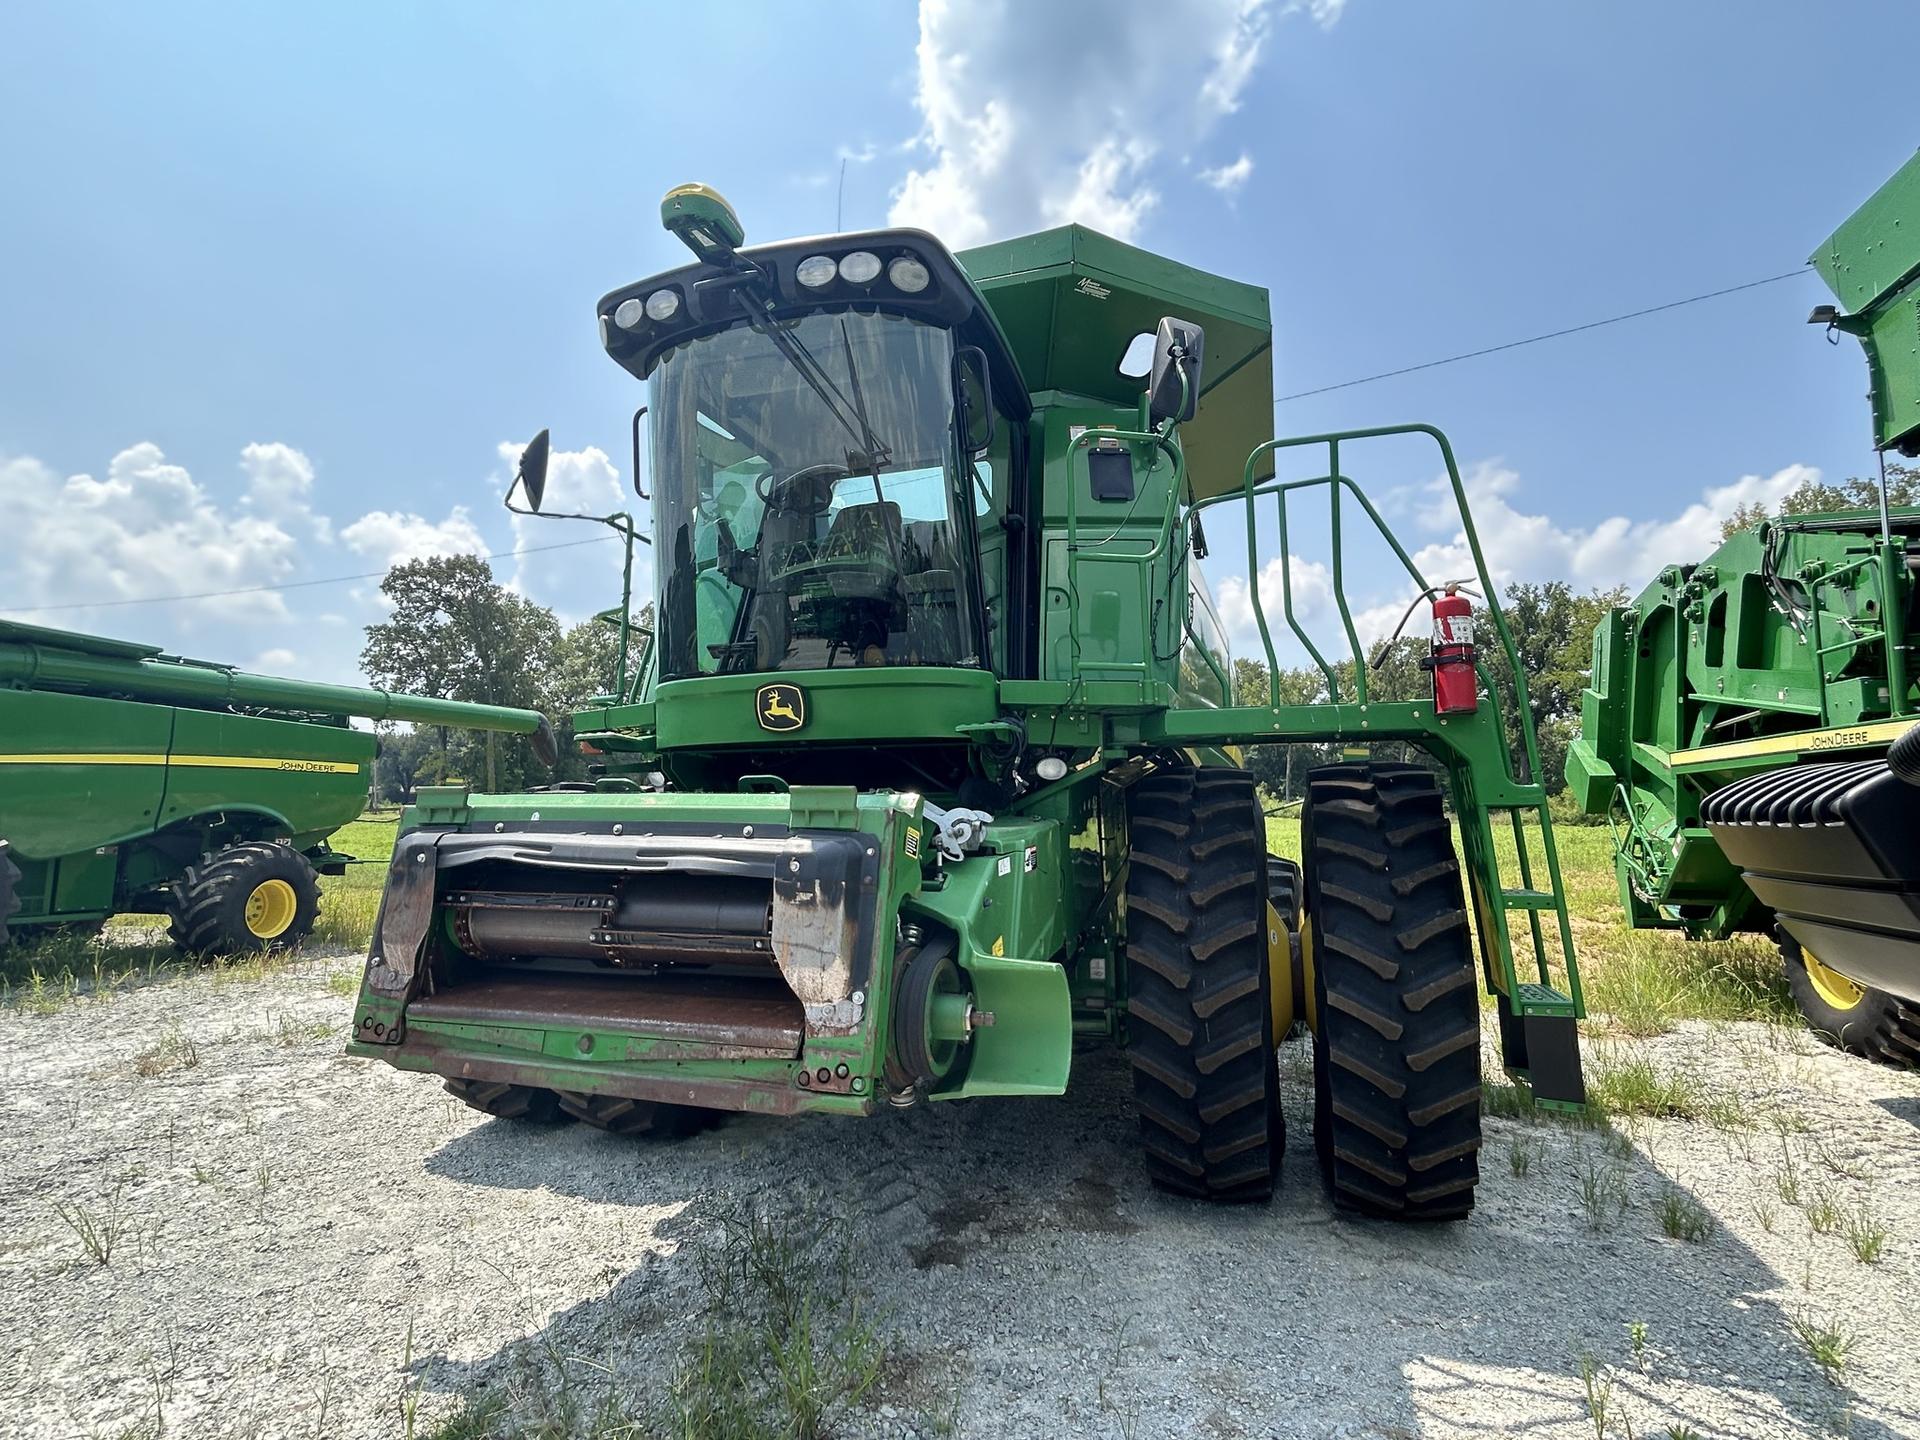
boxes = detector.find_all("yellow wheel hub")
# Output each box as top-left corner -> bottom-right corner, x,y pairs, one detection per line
1801,947 -> 1865,1012
243,878 -> 299,940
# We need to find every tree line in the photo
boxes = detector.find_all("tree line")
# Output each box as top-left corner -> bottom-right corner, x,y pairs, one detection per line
360,554 -> 642,801
358,467 -> 1911,803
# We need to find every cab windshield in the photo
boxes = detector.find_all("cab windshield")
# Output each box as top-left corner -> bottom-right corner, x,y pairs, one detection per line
649,310 -> 983,680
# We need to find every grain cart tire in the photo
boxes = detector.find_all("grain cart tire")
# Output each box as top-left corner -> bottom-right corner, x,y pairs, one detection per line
443,1077 -> 569,1124
1303,763 -> 1481,1221
555,1090 -> 721,1139
1124,767 -> 1283,1202
0,841 -> 21,948
167,841 -> 321,954
1779,931 -> 1920,1068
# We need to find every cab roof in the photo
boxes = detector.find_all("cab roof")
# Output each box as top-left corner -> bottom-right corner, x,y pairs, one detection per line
958,226 -> 1274,499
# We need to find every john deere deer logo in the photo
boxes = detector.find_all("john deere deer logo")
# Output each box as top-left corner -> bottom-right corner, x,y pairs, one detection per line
756,683 -> 806,732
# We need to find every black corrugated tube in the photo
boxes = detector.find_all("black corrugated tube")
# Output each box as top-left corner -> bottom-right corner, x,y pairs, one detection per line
1889,722 -> 1920,788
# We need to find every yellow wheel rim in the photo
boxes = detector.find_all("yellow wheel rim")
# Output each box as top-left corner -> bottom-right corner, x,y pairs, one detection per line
243,878 -> 299,940
1801,947 -> 1865,1012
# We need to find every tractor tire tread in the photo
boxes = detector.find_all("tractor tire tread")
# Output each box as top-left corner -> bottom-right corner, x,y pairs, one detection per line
1306,763 -> 1482,1221
1125,767 -> 1283,1202
166,841 -> 321,956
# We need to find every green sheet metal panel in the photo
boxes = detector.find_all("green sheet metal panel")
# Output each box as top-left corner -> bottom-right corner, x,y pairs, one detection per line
958,226 -> 1273,499
1811,149 -> 1920,453
0,618 -> 163,661
0,688 -> 172,857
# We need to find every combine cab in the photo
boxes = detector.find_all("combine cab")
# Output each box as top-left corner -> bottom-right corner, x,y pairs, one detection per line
349,185 -> 1586,1216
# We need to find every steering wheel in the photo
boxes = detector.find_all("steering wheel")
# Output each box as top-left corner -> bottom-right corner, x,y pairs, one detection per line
756,461 -> 848,510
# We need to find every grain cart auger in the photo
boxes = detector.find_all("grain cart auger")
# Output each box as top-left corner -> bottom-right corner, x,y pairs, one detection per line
348,183 -> 1586,1218
0,619 -> 555,952
1567,150 -> 1920,1065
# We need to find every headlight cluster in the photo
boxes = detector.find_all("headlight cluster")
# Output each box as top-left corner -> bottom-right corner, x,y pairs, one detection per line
795,250 -> 931,294
613,288 -> 681,331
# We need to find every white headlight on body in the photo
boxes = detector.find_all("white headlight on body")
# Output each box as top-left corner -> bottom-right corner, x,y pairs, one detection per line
1035,756 -> 1069,781
613,297 -> 645,330
796,255 -> 837,289
838,251 -> 882,284
887,256 -> 931,293
645,290 -> 680,321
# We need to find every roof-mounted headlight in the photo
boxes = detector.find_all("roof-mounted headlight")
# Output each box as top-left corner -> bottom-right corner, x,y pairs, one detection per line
796,255 -> 837,289
838,251 -> 881,285
887,256 -> 930,293
613,297 -> 645,331
645,289 -> 681,322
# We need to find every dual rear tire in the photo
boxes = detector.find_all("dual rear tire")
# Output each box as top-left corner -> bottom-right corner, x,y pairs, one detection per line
1123,761 -> 1483,1219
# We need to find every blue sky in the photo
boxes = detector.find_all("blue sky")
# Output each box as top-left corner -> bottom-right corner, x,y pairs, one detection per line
3,1 -> 1917,683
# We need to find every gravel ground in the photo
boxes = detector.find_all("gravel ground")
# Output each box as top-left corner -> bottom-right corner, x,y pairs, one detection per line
3,951 -> 1918,1440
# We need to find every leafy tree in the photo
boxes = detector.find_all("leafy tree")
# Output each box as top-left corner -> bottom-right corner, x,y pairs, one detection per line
372,724 -> 441,803
360,554 -> 562,790
1776,462 -> 1918,517
1724,463 -> 1919,538
1472,582 -> 1624,792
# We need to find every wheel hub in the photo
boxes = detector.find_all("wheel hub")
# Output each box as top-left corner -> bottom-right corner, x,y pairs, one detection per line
243,878 -> 299,939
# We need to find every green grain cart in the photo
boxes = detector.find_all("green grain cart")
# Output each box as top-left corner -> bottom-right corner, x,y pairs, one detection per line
1568,151 -> 1920,1063
348,185 -> 1587,1218
0,619 -> 554,953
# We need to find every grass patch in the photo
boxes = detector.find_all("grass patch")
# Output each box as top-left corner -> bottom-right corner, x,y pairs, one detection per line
1585,1048 -> 1712,1122
2,931 -> 179,1013
133,1027 -> 200,1077
1788,1310 -> 1854,1383
53,1180 -> 130,1266
421,1203 -> 915,1439
1656,1186 -> 1715,1243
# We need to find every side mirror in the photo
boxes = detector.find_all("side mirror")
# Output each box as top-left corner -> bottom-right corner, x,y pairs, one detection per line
515,429 -> 551,513
953,346 -> 995,457
1148,317 -> 1206,426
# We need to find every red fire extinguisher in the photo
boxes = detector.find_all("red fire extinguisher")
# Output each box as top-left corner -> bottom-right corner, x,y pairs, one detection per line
1425,583 -> 1478,714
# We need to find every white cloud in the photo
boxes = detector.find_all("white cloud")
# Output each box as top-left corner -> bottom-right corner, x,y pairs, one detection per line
889,0 -> 1327,246
1405,460 -> 1818,595
1198,153 -> 1255,195
1216,553 -> 1332,637
239,441 -> 332,543
4,442 -> 302,627
254,647 -> 297,669
338,506 -> 488,572
1210,459 -> 1821,657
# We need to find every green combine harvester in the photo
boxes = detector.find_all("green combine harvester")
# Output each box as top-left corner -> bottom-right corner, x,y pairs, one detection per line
1569,151 -> 1920,1064
0,619 -> 553,952
348,184 -> 1587,1218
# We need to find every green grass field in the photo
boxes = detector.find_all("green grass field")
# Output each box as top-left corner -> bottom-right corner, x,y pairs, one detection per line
6,809 -> 1793,1046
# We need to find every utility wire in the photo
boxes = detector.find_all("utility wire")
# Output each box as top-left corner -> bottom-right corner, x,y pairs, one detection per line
1275,267 -> 1813,404
10,533 -> 617,614
14,268 -> 1818,613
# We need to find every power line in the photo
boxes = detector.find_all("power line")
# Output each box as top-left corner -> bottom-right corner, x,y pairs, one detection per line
10,533 -> 617,614
1275,267 -> 1813,404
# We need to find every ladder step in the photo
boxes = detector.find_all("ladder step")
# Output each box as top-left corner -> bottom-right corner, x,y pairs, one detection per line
1513,982 -> 1576,1017
1499,888 -> 1559,911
